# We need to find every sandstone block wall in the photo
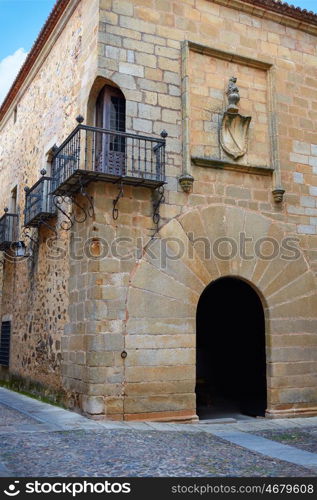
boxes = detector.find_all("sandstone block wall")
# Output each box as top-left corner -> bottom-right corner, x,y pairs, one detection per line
0,0 -> 99,397
72,0 -> 315,420
0,0 -> 316,420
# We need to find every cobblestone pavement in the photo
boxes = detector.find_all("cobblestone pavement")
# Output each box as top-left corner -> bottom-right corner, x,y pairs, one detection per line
0,428 -> 314,477
0,388 -> 317,477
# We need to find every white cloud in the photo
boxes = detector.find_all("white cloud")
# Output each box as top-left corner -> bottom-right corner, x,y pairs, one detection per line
0,48 -> 28,106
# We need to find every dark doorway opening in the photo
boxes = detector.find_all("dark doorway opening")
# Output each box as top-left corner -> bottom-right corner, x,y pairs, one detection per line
196,277 -> 267,420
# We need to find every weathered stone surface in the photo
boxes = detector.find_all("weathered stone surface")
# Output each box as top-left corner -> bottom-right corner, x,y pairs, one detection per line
125,334 -> 195,349
86,352 -> 115,367
132,261 -> 199,303
270,295 -> 317,319
124,394 -> 196,413
127,288 -> 196,319
263,258 -> 309,298
1,0 -> 317,422
86,334 -> 124,352
273,388 -> 317,405
126,348 -> 195,367
269,361 -> 317,377
267,272 -> 316,306
82,396 -> 105,415
126,380 -> 195,396
126,318 -> 195,336
126,365 -> 196,382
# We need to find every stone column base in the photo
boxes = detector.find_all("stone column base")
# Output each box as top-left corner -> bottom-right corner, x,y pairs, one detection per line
266,406 -> 317,419
124,409 -> 198,423
81,409 -> 198,423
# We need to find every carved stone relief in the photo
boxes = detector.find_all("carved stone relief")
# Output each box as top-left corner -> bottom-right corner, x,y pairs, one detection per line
220,77 -> 252,160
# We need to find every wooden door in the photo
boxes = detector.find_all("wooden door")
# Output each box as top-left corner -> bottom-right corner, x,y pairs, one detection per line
95,85 -> 126,175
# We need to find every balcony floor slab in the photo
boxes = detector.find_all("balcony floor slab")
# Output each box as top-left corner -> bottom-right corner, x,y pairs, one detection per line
52,169 -> 165,196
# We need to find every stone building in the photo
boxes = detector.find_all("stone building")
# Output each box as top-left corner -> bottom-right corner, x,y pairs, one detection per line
0,0 -> 316,422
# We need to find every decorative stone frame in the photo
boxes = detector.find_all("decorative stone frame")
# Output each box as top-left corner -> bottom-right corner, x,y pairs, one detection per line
180,40 -> 284,201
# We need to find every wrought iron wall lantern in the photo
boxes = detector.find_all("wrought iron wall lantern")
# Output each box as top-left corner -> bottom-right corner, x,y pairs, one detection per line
13,241 -> 27,258
21,226 -> 39,257
0,208 -> 38,262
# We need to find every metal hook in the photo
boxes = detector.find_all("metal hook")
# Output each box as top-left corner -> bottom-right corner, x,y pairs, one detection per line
72,196 -> 88,224
153,185 -> 165,227
79,184 -> 95,218
112,182 -> 124,220
53,195 -> 73,230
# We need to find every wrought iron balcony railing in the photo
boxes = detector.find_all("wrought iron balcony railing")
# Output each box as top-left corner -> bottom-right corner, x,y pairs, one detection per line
0,209 -> 18,250
51,123 -> 167,196
24,170 -> 56,227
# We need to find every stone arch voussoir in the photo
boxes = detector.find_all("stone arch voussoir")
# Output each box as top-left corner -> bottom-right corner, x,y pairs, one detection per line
125,204 -> 317,420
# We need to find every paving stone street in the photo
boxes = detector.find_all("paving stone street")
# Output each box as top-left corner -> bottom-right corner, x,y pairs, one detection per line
0,388 -> 316,477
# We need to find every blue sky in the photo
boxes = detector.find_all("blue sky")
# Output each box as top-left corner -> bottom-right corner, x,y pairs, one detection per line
289,1 -> 317,11
0,0 -> 55,103
0,0 -> 316,104
0,0 -> 56,60
0,0 -> 316,57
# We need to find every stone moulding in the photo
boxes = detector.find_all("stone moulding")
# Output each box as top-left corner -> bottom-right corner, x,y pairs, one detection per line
266,406 -> 317,419
212,0 -> 317,35
191,156 -> 274,176
182,41 -> 284,198
188,41 -> 273,70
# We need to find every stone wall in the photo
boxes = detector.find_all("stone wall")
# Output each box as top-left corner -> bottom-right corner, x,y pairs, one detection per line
70,0 -> 316,420
0,0 -> 99,396
189,51 -> 270,166
96,0 -> 317,247
0,0 -> 316,420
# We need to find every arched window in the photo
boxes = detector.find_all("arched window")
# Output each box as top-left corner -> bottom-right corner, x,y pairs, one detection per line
95,85 -> 126,175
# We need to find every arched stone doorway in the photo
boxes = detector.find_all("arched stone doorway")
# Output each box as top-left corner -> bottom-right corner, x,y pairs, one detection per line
196,277 -> 267,419
122,205 -> 317,422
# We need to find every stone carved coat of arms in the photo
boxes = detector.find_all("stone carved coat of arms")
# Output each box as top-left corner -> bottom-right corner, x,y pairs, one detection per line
220,77 -> 251,160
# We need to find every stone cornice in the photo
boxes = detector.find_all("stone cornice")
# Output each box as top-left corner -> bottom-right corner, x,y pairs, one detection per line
188,41 -> 273,70
214,0 -> 317,34
245,0 -> 317,24
191,156 -> 274,175
0,0 -> 73,124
